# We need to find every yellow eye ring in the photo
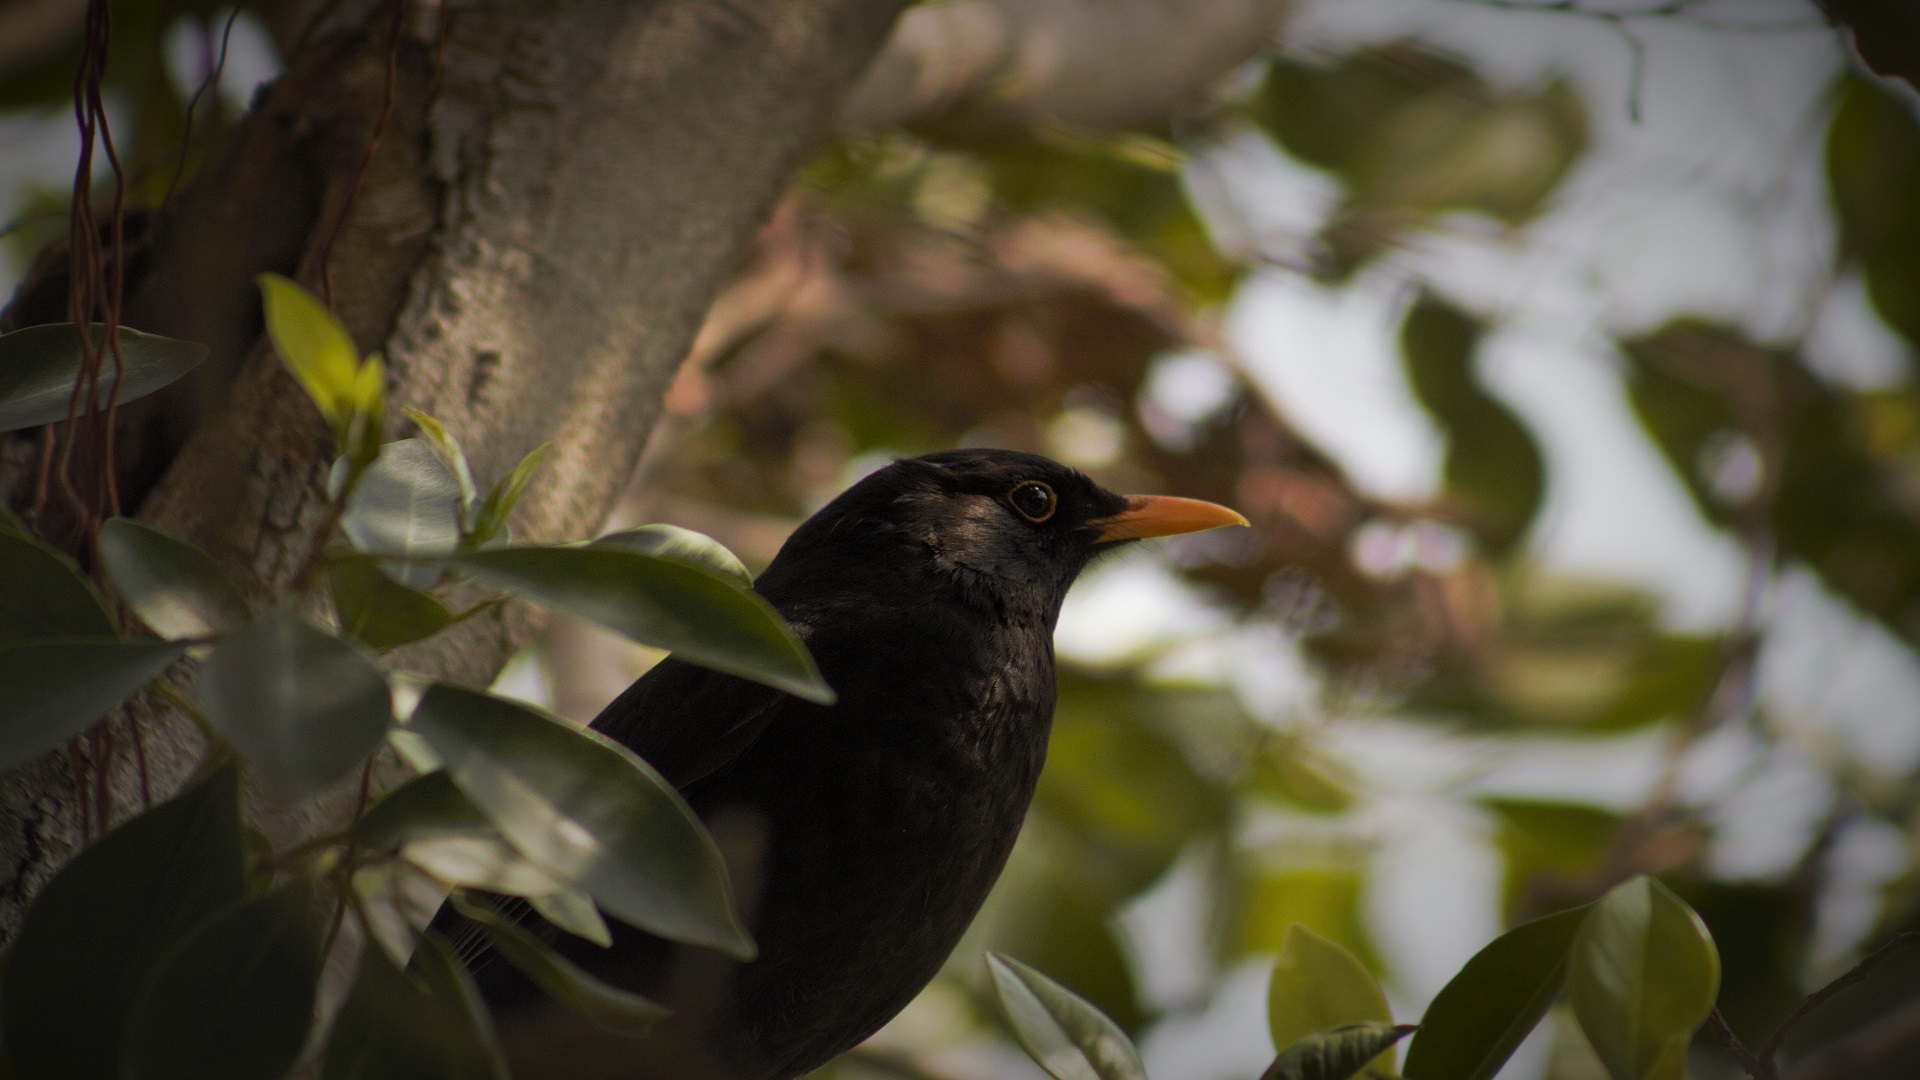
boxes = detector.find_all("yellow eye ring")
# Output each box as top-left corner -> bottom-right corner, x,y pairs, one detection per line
1008,480 -> 1057,523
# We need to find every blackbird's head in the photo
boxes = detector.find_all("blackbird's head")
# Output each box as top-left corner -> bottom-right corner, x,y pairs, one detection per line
762,448 -> 1247,624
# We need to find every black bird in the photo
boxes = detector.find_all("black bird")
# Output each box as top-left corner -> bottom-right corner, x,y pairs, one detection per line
468,448 -> 1246,1079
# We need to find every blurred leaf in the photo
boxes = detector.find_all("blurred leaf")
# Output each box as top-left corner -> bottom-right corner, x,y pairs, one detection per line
322,933 -> 507,1080
1624,322 -> 1920,644
257,273 -> 360,429
1268,925 -> 1394,1072
122,887 -> 319,1080
469,443 -> 549,549
0,501 -> 26,537
1260,1023 -> 1416,1080
1254,46 -> 1586,278
450,546 -> 833,703
98,518 -> 250,640
1403,906 -> 1589,1080
199,610 -> 393,799
0,638 -> 187,773
1246,738 -> 1355,814
332,439 -> 465,587
1827,75 -> 1920,345
1484,800 -> 1621,916
407,684 -> 755,958
1401,295 -> 1543,556
0,530 -> 115,642
2,763 -> 245,1080
328,557 -> 452,650
529,887 -> 613,948
449,892 -> 670,1035
0,323 -> 208,432
351,860 -> 446,970
1238,866 -> 1377,968
1569,876 -> 1720,1080
346,353 -> 389,471
987,952 -> 1148,1080
593,524 -> 753,586
404,406 -> 480,516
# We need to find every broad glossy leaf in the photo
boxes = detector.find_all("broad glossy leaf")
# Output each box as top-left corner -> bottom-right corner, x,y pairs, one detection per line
355,770 -> 581,898
451,546 -> 832,703
0,530 -> 115,642
529,886 -> 613,947
257,273 -> 360,425
1261,1023 -> 1416,1080
322,933 -> 507,1080
593,524 -> 752,586
0,638 -> 187,772
98,518 -> 250,640
1403,906 -> 1590,1080
352,861 -> 447,969
450,892 -> 670,1035
408,684 -> 754,958
122,887 -> 320,1080
3,763 -> 246,1080
986,953 -> 1147,1080
329,557 -> 452,650
332,439 -> 465,587
199,610 -> 393,799
0,323 -> 208,432
1268,924 -> 1393,1073
1569,876 -> 1720,1080
468,443 -> 549,548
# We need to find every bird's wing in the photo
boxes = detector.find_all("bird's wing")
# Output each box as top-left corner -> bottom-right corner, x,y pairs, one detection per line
589,654 -> 796,793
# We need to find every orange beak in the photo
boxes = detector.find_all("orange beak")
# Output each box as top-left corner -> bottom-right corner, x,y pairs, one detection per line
1094,494 -> 1250,542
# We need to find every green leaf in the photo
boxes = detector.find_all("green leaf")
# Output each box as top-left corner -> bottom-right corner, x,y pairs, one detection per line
257,273 -> 360,427
322,933 -> 507,1080
0,638 -> 188,773
328,557 -> 452,650
1403,906 -> 1590,1080
529,887 -> 613,948
0,323 -> 208,432
1401,295 -> 1544,557
1268,924 -> 1394,1073
1569,876 -> 1720,1080
2,763 -> 246,1080
450,546 -> 833,703
403,407 -> 479,517
353,768 -> 569,898
351,860 -> 447,970
0,501 -> 26,538
199,610 -> 393,800
0,530 -> 116,643
98,518 -> 250,640
986,953 -> 1148,1080
593,524 -> 752,586
1260,1023 -> 1416,1080
450,892 -> 671,1035
468,443 -> 549,549
407,684 -> 755,958
122,887 -> 320,1080
332,439 -> 466,587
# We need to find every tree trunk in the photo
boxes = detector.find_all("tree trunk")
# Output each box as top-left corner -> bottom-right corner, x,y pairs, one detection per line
0,0 -> 908,944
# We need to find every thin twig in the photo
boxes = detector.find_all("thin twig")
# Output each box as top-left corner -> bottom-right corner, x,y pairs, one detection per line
1705,1008 -> 1768,1078
163,7 -> 244,212
1761,933 -> 1920,1065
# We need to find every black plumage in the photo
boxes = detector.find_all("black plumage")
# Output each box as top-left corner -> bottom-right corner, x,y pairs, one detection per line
458,449 -> 1245,1080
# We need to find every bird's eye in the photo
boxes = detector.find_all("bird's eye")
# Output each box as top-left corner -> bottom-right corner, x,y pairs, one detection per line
1008,480 -> 1057,523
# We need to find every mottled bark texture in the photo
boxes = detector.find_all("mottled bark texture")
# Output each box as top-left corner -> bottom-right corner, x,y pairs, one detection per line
0,0 -> 907,943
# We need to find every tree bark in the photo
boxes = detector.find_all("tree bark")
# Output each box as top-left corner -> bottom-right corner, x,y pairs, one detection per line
0,0 -> 908,943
